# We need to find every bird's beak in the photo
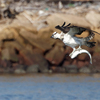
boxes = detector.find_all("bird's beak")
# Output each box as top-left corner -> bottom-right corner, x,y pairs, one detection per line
51,35 -> 53,38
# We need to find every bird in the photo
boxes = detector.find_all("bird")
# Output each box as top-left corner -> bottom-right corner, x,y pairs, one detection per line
51,22 -> 100,61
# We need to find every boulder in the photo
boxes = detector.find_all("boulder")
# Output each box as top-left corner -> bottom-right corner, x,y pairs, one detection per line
14,64 -> 26,74
79,66 -> 91,73
26,64 -> 39,73
38,27 -> 54,39
3,41 -> 35,65
77,53 -> 87,61
20,48 -> 49,73
11,12 -> 36,30
18,50 -> 35,66
51,66 -> 66,73
3,40 -> 49,70
77,61 -> 85,68
0,59 -> 12,68
46,13 -> 92,30
1,46 -> 18,62
85,11 -> 100,27
91,54 -> 100,72
45,45 -> 65,65
63,61 -> 70,66
33,53 -> 49,73
14,68 -> 26,74
19,28 -> 52,51
64,65 -> 78,73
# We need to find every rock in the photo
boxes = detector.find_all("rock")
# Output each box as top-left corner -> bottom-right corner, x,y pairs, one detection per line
11,12 -> 35,30
0,67 -> 12,73
9,41 -> 49,70
84,61 -> 90,66
92,54 -> 100,67
19,28 -> 52,51
19,49 -> 36,66
0,60 -> 13,73
85,11 -> 100,27
38,27 -> 54,39
45,45 -> 65,65
91,54 -> 100,73
3,68 -> 13,73
72,59 -> 77,65
64,65 -> 78,73
9,28 -> 20,39
55,40 -> 65,47
0,68 -> 5,73
12,42 -> 41,65
12,63 -> 19,69
14,69 -> 26,74
51,66 -> 66,73
2,41 -> 35,65
77,61 -> 85,68
19,28 -> 38,39
79,66 -> 91,73
46,13 -> 92,30
77,53 -> 87,61
22,48 -> 49,73
63,61 -> 70,66
35,54 -> 49,73
26,64 -> 39,73
1,46 -> 18,62
14,64 -> 26,74
0,28 -> 14,40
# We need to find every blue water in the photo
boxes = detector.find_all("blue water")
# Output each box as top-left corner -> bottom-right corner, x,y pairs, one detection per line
0,74 -> 100,100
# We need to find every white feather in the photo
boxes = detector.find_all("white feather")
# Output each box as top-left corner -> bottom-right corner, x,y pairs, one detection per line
51,31 -> 92,64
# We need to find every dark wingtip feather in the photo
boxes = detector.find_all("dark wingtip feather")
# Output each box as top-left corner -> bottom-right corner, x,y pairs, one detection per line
67,23 -> 71,26
55,25 -> 60,29
62,22 -> 66,27
86,42 -> 96,48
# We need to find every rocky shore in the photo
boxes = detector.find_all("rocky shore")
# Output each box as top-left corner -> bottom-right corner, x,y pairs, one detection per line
0,0 -> 100,74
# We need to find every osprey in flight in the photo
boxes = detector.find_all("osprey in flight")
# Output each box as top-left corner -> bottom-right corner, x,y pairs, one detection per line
51,22 -> 100,64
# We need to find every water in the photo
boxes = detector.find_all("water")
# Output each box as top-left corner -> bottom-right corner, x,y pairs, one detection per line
0,74 -> 100,100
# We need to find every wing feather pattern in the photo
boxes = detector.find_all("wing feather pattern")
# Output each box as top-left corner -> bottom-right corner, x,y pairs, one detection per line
55,22 -> 100,36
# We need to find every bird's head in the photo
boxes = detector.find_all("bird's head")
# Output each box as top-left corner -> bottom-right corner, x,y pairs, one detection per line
51,32 -> 60,39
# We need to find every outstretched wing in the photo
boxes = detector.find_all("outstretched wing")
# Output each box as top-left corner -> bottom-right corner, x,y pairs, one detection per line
55,22 -> 100,36
55,22 -> 86,36
68,26 -> 86,36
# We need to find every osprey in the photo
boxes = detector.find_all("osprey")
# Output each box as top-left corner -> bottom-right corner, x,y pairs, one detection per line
51,22 -> 100,63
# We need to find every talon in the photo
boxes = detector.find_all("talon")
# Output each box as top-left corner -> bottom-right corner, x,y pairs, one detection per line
69,48 -> 76,57
77,46 -> 82,51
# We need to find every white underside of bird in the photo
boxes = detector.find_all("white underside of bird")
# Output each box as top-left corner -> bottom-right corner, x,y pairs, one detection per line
55,32 -> 85,56
51,31 -> 92,64
62,32 -> 84,56
62,34 -> 92,64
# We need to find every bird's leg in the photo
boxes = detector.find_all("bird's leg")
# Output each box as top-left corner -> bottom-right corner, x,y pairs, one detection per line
77,45 -> 82,51
69,48 -> 76,57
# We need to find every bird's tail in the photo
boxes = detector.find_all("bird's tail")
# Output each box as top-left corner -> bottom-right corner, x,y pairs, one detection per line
85,41 -> 96,48
83,32 -> 95,41
83,31 -> 96,48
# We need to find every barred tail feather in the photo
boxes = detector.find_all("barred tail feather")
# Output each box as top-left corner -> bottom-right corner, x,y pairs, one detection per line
83,32 -> 95,41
